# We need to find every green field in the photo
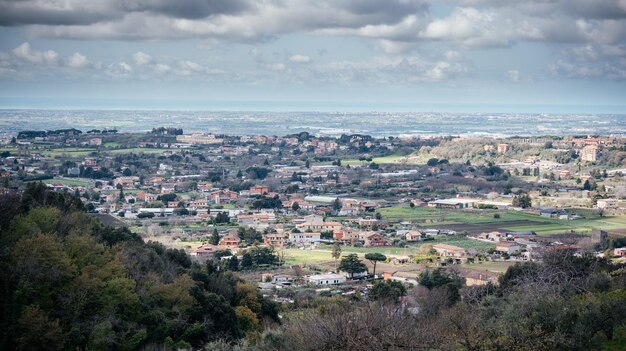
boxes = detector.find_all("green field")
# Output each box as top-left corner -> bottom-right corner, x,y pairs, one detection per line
283,248 -> 337,265
462,261 -> 516,273
379,205 -> 626,235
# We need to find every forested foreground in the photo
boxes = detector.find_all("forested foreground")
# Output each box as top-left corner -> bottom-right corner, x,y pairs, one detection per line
0,184 -> 278,350
3,185 -> 626,351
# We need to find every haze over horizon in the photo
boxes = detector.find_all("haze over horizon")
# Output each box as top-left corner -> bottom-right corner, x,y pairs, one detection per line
1,0 -> 625,113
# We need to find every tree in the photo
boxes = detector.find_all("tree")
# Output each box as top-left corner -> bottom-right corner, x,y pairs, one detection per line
227,255 -> 239,271
339,254 -> 367,279
365,253 -> 386,278
332,198 -> 342,212
210,229 -> 220,245
241,252 -> 253,269
331,243 -> 342,271
291,202 -> 300,211
214,212 -> 230,224
369,280 -> 406,301
512,193 -> 532,208
427,158 -> 439,166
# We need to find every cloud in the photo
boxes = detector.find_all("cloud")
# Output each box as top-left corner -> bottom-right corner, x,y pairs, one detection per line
154,63 -> 171,74
133,51 -> 152,65
289,54 -> 311,63
66,52 -> 89,68
12,42 -> 59,64
175,60 -> 225,76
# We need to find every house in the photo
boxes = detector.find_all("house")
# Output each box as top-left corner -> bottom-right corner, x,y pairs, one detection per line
334,229 -> 359,242
271,275 -> 294,285
113,176 -> 139,188
465,271 -> 499,286
432,244 -> 466,257
263,233 -> 285,248
219,235 -> 240,249
189,198 -> 209,209
192,244 -> 219,258
497,143 -> 509,154
209,190 -> 239,204
296,221 -> 342,233
289,232 -> 321,245
137,192 -> 158,203
249,185 -> 269,196
477,231 -> 506,242
307,273 -> 346,285
237,213 -> 270,229
581,144 -> 599,162
614,248 -> 626,257
405,230 -> 422,242
495,241 -> 521,254
597,198 -> 619,209
364,232 -> 385,247
391,255 -> 411,265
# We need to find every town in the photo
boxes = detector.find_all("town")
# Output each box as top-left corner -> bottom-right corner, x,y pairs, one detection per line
1,127 -> 626,303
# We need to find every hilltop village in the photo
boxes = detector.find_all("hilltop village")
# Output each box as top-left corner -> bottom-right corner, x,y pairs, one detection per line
1,128 -> 626,302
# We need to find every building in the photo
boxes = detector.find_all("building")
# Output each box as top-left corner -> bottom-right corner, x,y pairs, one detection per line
495,241 -> 521,254
465,271 -> 499,286
364,233 -> 385,247
296,221 -> 342,233
597,198 -> 619,209
89,138 -> 102,146
404,230 -> 422,242
192,244 -> 219,258
263,233 -> 285,248
249,185 -> 269,196
237,213 -> 270,229
307,273 -> 346,285
176,133 -> 223,145
289,232 -> 321,245
432,244 -> 466,257
614,248 -> 626,257
581,145 -> 599,162
428,198 -> 479,209
497,143 -> 510,154
219,235 -> 240,249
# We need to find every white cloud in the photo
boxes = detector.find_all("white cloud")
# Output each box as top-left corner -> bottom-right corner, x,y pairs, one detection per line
132,51 -> 152,65
12,42 -> 59,64
289,54 -> 311,63
66,52 -> 89,68
154,63 -> 171,74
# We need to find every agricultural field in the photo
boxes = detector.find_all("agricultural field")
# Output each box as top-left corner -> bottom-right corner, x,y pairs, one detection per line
378,205 -> 626,235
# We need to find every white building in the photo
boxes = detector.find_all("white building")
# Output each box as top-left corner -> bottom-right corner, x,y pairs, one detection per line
289,232 -> 321,245
307,273 -> 346,285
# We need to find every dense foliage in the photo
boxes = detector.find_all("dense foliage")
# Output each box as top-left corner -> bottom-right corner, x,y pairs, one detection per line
0,183 -> 278,350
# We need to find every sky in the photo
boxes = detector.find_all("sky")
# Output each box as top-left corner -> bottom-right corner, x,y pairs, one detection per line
0,0 -> 625,112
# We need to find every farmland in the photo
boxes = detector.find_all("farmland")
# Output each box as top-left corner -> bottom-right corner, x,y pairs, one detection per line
378,205 -> 626,235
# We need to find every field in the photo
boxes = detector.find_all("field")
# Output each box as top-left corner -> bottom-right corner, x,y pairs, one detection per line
461,261 -> 516,273
378,205 -> 626,235
40,178 -> 91,186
